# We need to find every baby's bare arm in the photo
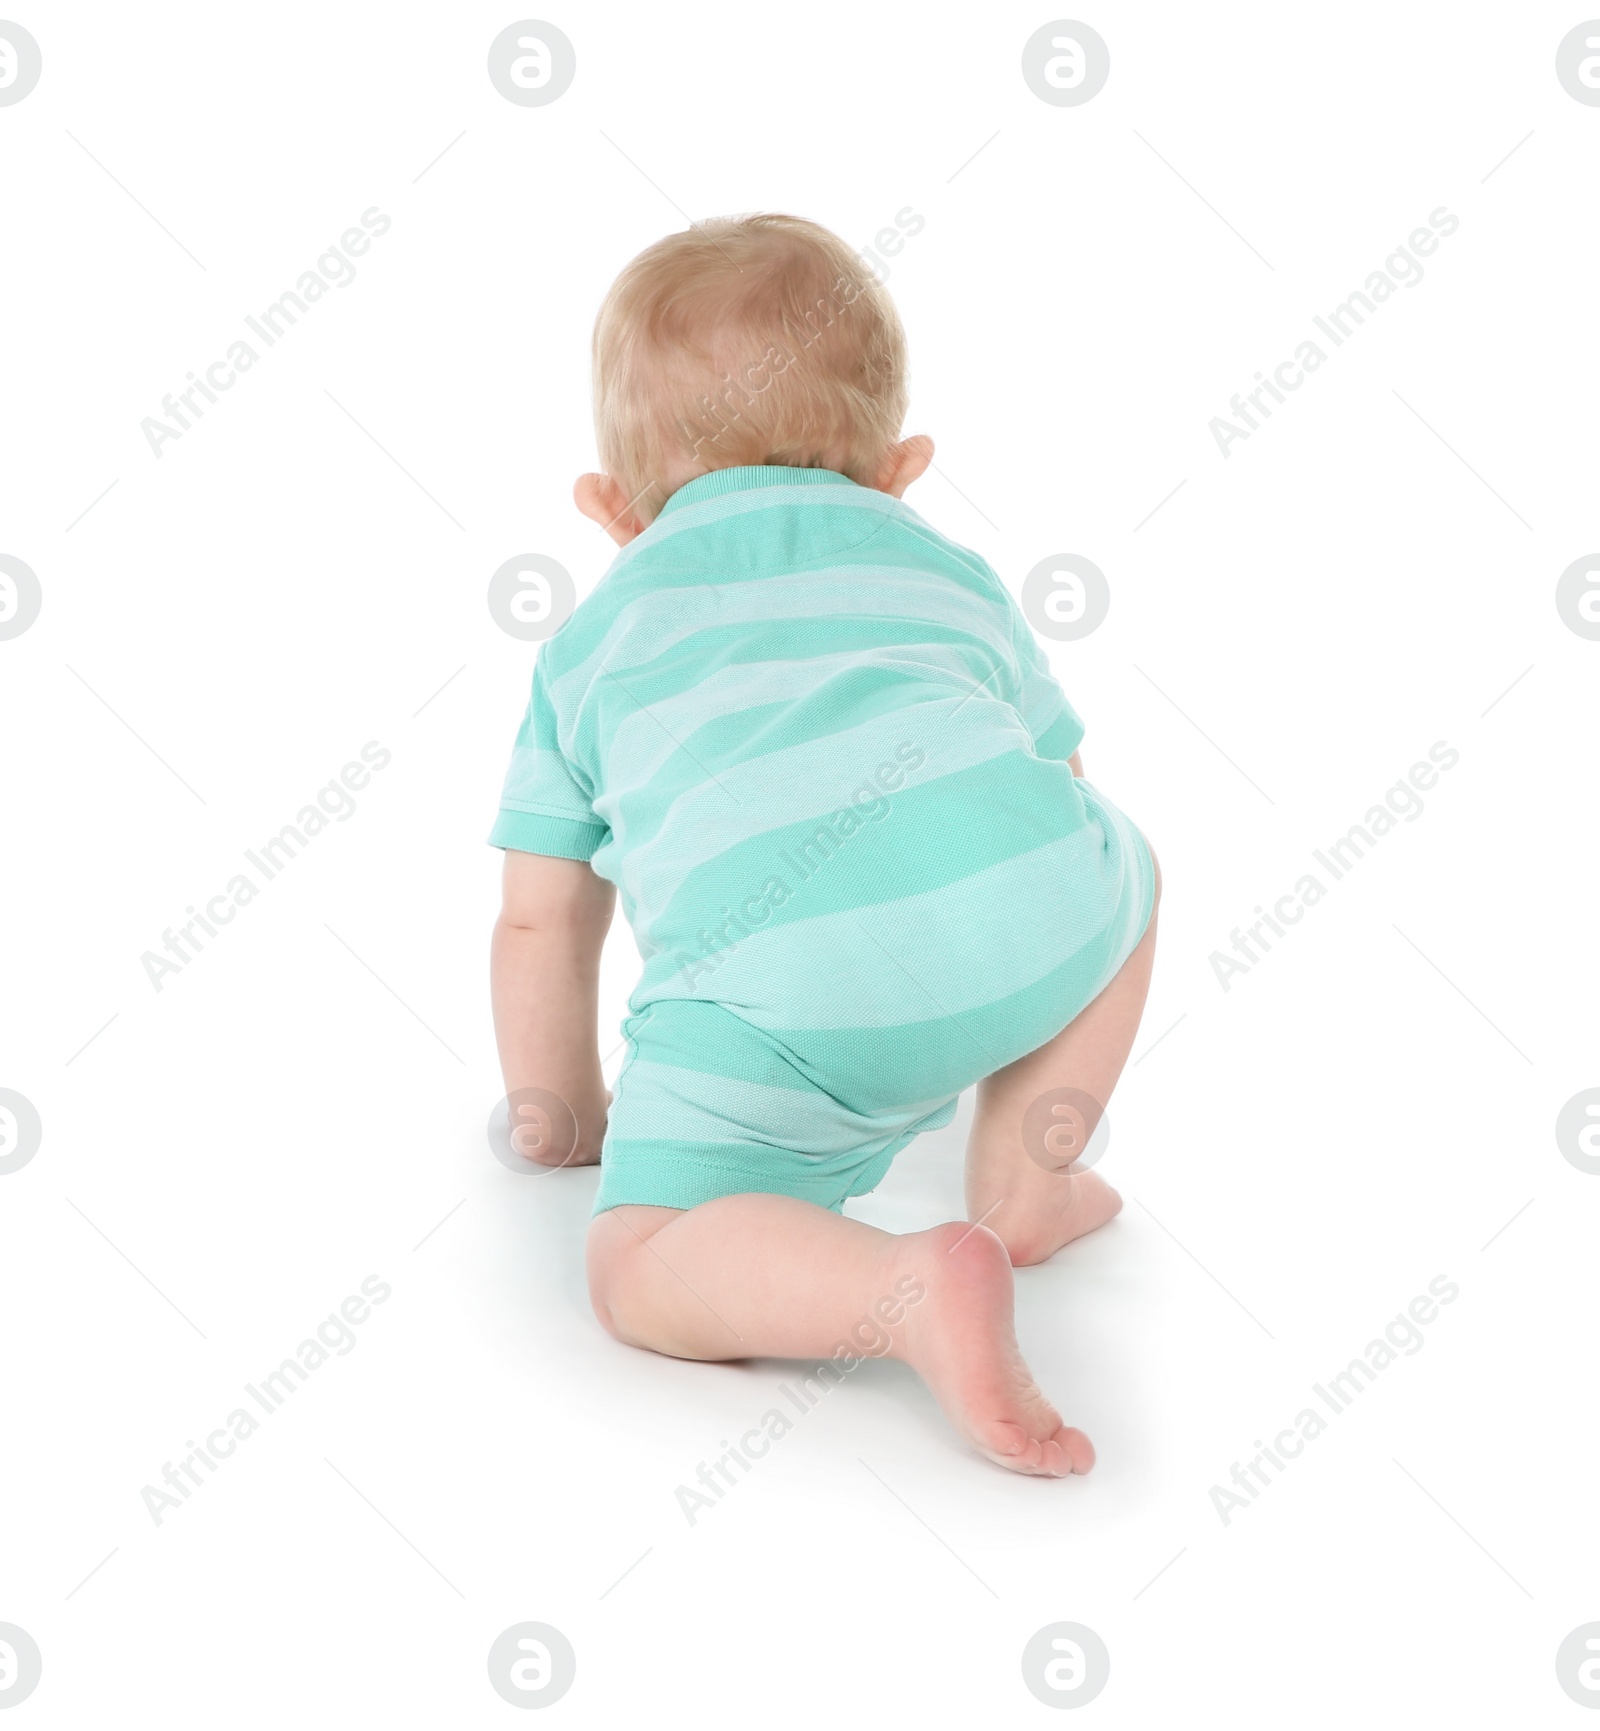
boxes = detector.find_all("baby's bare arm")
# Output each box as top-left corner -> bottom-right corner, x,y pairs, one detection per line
491,850 -> 615,1163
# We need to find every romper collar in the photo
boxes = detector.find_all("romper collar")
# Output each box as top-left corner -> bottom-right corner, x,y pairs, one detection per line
655,465 -> 857,517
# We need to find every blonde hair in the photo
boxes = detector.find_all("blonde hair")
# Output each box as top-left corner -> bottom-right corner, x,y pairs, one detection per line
592,213 -> 908,521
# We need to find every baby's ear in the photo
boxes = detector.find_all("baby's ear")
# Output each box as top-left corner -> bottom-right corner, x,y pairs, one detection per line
876,435 -> 934,498
574,473 -> 646,545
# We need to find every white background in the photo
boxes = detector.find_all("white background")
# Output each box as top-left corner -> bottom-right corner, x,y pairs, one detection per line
3,1 -> 1598,1722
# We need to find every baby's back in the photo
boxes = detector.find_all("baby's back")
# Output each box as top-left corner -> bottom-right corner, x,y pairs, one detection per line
494,466 -> 1145,1106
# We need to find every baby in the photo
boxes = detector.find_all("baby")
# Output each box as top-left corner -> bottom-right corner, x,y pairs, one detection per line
489,214 -> 1159,1476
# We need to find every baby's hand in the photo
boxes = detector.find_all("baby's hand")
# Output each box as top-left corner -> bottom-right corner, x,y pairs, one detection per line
492,1087 -> 605,1170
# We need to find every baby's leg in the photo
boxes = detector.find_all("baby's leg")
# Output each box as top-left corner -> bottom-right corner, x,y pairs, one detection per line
587,1198 -> 1094,1476
966,860 -> 1161,1266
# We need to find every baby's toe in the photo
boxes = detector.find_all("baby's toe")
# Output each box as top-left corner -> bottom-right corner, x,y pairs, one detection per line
1056,1425 -> 1095,1474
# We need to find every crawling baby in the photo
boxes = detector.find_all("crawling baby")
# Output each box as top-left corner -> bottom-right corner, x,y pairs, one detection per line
489,214 -> 1159,1476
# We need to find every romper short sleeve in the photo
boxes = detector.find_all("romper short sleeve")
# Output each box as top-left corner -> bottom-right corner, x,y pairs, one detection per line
992,569 -> 1085,764
488,651 -> 609,860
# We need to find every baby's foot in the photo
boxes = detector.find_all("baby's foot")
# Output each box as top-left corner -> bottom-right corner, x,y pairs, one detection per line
981,1168 -> 1124,1268
898,1222 -> 1094,1477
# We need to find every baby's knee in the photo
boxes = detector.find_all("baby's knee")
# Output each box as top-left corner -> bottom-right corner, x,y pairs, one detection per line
585,1213 -> 637,1342
585,1205 -> 680,1344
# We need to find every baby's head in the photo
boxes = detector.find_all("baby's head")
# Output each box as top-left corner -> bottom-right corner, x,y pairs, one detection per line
576,213 -> 931,542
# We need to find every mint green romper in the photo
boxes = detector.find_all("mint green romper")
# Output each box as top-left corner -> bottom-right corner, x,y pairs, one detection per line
490,467 -> 1154,1213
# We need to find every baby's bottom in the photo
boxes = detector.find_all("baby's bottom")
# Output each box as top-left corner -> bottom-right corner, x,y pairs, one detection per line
585,858 -> 1161,1478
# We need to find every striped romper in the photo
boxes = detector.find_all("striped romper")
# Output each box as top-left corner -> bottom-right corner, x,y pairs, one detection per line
490,466 -> 1154,1214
